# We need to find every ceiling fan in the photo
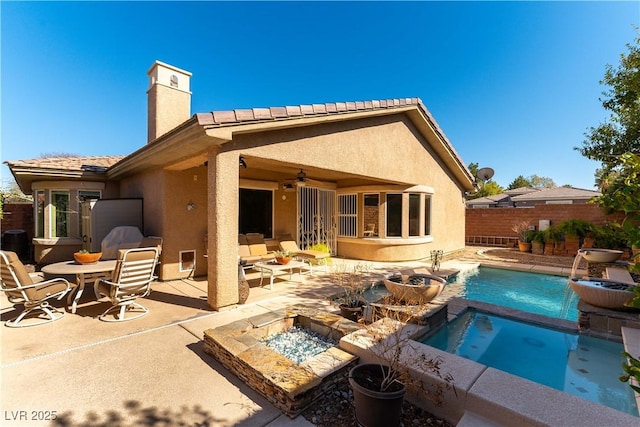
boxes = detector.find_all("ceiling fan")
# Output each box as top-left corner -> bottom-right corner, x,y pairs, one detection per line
282,169 -> 322,190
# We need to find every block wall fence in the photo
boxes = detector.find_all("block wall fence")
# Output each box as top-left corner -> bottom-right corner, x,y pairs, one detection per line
1,203 -> 33,240
465,204 -> 625,246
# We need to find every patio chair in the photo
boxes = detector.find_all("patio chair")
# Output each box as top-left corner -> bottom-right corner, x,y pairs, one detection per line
139,236 -> 163,254
0,250 -> 71,327
278,235 -> 330,272
364,223 -> 376,237
93,247 -> 159,322
238,234 -> 276,268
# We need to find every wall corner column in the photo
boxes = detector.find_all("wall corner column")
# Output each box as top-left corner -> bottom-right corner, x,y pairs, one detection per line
207,149 -> 239,310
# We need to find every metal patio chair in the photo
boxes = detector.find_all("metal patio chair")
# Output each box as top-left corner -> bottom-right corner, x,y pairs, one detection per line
0,250 -> 71,327
93,247 -> 159,322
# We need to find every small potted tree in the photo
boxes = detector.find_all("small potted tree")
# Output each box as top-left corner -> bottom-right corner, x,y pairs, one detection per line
344,308 -> 456,427
331,263 -> 371,321
511,220 -> 532,252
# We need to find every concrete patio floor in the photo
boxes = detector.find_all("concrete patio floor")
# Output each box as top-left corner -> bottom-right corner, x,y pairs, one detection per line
1,257 -> 444,427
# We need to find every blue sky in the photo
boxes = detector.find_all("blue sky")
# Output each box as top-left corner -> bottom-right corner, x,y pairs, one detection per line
2,1 -> 639,191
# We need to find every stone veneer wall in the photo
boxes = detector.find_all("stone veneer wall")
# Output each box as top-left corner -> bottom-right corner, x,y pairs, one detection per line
203,307 -> 363,417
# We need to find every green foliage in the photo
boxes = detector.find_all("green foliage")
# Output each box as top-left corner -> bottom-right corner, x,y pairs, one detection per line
620,351 -> 640,394
466,162 -> 504,200
596,153 -> 640,219
557,218 -> 593,239
507,175 -> 531,190
592,222 -> 628,249
307,243 -> 332,265
543,226 -> 563,243
576,36 -> 640,175
528,175 -> 556,188
594,153 -> 640,306
529,230 -> 545,243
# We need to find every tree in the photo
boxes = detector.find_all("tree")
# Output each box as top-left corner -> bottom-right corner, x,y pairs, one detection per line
576,35 -> 640,175
466,163 -> 503,199
507,175 -> 531,190
528,175 -> 555,188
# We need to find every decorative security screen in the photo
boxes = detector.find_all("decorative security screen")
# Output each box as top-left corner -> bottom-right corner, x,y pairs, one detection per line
338,194 -> 357,237
297,186 -> 336,255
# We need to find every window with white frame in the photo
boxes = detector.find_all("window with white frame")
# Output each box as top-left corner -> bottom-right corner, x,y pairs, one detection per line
409,193 -> 421,236
338,194 -> 357,237
50,190 -> 70,238
35,190 -> 45,238
386,194 -> 403,237
424,195 -> 432,236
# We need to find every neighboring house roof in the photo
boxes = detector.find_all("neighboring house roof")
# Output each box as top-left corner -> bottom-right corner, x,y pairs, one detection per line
504,187 -> 539,196
109,97 -> 476,191
5,156 -> 125,193
466,193 -> 511,206
510,186 -> 600,202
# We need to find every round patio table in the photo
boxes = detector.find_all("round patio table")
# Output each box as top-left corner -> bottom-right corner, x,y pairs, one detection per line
41,259 -> 117,314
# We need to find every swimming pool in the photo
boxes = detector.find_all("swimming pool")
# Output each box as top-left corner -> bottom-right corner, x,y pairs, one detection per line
421,310 -> 638,416
452,267 -> 578,321
360,267 -> 578,321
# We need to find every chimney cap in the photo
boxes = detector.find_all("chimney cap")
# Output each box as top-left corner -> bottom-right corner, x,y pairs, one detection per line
147,60 -> 192,77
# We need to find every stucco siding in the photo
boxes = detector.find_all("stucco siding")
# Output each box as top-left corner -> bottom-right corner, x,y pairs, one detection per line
233,114 -> 467,257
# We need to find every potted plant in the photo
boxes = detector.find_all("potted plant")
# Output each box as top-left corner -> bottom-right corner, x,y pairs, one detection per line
331,263 -> 371,321
511,220 -> 532,252
344,310 -> 456,427
273,250 -> 293,265
558,218 -> 592,255
529,230 -> 545,255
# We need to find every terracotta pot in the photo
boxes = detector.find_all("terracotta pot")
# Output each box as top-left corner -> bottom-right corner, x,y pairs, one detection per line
518,242 -> 531,252
275,257 -> 291,265
531,241 -> 544,255
73,252 -> 102,264
349,364 -> 406,427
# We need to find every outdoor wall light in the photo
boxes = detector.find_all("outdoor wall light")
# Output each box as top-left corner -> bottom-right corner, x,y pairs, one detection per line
186,201 -> 196,211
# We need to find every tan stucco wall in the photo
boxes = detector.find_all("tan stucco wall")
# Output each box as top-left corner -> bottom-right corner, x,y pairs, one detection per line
120,166 -> 209,280
231,114 -> 466,258
112,113 -> 467,308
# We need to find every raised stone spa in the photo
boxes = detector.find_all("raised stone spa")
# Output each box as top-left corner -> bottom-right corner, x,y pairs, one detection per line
203,305 -> 363,417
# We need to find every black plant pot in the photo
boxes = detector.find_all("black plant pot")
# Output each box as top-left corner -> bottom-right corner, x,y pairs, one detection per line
348,364 -> 406,427
339,303 -> 363,321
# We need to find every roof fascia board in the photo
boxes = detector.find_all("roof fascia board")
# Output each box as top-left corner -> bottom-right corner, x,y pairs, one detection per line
405,107 -> 475,191
108,119 -> 216,178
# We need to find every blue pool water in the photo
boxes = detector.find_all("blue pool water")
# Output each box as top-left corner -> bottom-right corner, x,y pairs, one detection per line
421,310 -> 639,416
453,267 -> 578,321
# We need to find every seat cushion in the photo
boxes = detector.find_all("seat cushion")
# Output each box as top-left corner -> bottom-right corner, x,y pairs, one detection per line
32,281 -> 69,301
279,240 -> 299,253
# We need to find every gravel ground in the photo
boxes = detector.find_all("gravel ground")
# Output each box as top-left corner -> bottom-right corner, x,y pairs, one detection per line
301,372 -> 453,427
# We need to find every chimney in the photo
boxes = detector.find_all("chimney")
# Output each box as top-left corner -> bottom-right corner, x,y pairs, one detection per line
147,61 -> 192,143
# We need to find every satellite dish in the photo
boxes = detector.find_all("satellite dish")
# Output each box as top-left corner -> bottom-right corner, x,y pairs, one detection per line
477,167 -> 495,182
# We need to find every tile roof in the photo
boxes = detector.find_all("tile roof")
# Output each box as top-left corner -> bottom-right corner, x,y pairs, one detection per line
510,186 -> 600,201
195,98 -> 423,126
5,156 -> 124,172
